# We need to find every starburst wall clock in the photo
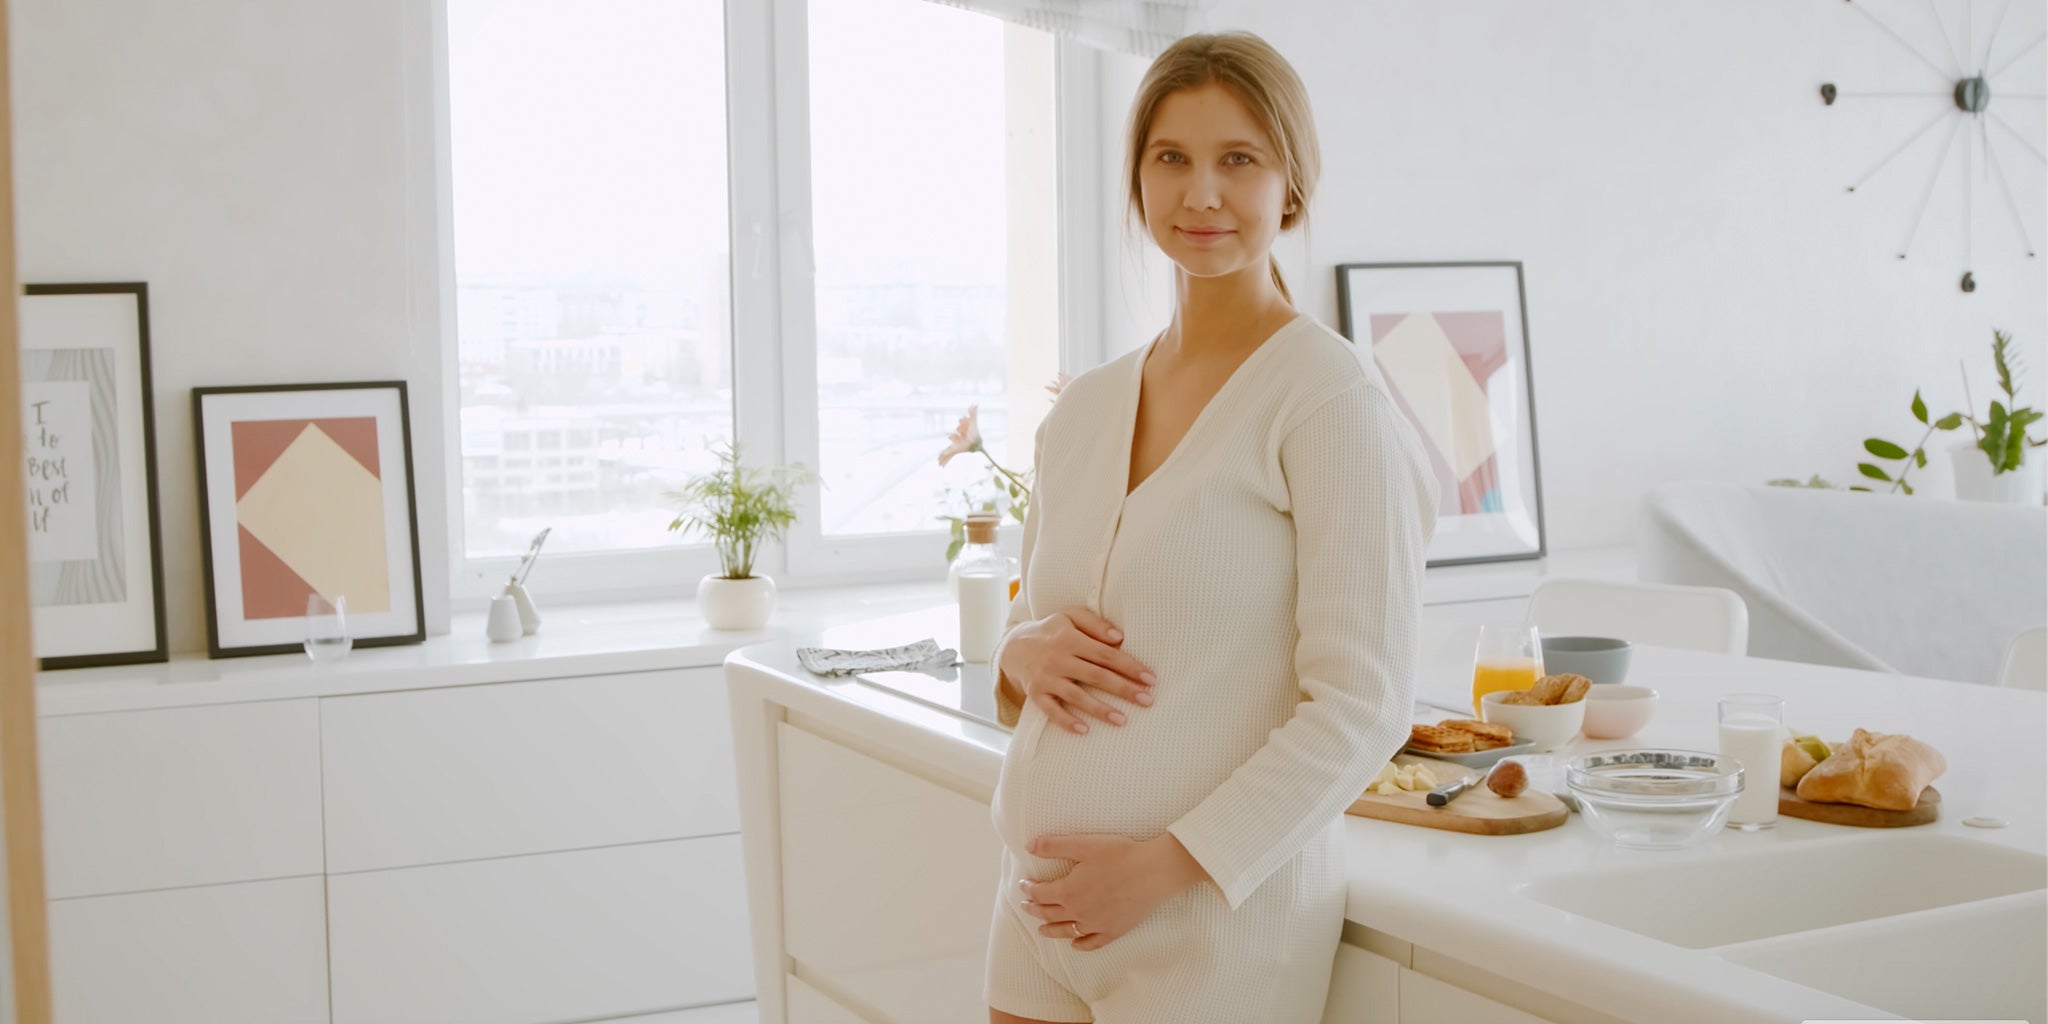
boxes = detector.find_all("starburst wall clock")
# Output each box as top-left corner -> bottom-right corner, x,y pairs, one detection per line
1822,0 -> 2044,292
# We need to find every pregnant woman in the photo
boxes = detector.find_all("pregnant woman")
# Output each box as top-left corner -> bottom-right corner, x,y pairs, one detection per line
983,30 -> 1441,1024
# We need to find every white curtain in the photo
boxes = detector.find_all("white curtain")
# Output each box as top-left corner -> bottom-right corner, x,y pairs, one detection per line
922,0 -> 1214,56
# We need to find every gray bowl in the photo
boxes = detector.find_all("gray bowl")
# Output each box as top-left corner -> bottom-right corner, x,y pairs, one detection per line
1540,636 -> 1633,685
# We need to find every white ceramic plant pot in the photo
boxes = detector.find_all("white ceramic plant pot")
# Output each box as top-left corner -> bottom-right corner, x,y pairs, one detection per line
697,574 -> 776,630
1951,440 -> 2045,505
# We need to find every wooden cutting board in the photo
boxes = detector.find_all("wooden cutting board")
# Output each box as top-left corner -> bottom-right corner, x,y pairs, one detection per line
1778,785 -> 1940,828
1345,753 -> 1568,835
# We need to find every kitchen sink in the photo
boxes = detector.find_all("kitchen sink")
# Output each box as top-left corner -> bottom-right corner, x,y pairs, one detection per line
1518,832 -> 2048,948
1717,890 -> 2045,1024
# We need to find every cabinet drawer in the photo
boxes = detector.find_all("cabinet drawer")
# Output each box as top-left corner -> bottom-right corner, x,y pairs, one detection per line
785,975 -> 867,1024
40,700 -> 324,898
49,876 -> 328,1024
1399,967 -> 1558,1024
327,835 -> 751,1024
609,1005 -> 759,1024
1322,942 -> 1400,1024
777,723 -> 998,1024
322,668 -> 735,872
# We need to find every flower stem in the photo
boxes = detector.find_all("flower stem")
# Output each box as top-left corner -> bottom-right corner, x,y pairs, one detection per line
980,451 -> 1032,496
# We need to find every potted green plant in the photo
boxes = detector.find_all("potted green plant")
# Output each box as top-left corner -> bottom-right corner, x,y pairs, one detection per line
1858,330 -> 2044,504
666,440 -> 817,630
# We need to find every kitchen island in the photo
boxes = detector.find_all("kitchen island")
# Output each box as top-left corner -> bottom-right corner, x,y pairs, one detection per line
725,606 -> 2046,1024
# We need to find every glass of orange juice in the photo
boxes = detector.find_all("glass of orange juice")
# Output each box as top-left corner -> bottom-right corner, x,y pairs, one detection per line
1472,624 -> 1544,715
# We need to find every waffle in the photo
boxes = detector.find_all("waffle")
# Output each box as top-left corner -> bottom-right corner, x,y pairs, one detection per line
1407,723 -> 1479,753
1443,719 -> 1514,744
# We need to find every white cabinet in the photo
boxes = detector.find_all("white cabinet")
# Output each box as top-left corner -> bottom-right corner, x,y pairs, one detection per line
614,1005 -> 760,1024
775,723 -> 999,1024
1322,942 -> 1400,1024
322,668 -> 736,873
39,700 -> 324,898
1398,967 -> 1558,1024
784,976 -> 867,1024
48,876 -> 329,1024
327,835 -> 751,1024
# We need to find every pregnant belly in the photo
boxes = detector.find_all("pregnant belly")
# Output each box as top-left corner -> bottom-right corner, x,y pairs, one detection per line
992,697 -> 1268,858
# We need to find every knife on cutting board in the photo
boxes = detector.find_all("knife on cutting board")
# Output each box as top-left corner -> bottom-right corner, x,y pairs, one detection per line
1425,773 -> 1485,807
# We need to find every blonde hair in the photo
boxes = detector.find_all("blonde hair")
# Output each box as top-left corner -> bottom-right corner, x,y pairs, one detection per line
1123,32 -> 1320,304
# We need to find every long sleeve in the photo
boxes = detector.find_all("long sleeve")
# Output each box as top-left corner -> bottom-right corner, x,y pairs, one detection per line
1166,382 -> 1439,910
990,418 -> 1049,729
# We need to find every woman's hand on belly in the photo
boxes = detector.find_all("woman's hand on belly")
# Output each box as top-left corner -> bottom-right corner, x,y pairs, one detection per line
1014,833 -> 1211,951
999,607 -> 1156,735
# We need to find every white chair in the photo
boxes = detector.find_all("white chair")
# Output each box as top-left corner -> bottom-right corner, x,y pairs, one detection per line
2000,627 -> 2047,691
1527,578 -> 1749,656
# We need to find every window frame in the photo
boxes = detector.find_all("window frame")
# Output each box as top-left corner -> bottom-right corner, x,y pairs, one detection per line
432,0 -> 1110,608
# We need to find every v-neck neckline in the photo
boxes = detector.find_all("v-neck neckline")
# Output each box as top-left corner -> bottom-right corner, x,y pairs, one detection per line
1119,313 -> 1307,501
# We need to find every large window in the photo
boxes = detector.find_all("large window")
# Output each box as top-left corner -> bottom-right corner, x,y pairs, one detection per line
447,0 -> 733,559
806,0 -> 1058,537
444,0 -> 1062,595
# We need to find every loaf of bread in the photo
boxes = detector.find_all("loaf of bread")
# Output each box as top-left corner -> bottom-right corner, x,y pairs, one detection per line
1794,728 -> 1946,811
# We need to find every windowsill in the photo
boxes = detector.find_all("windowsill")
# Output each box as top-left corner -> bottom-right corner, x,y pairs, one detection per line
35,546 -> 1632,718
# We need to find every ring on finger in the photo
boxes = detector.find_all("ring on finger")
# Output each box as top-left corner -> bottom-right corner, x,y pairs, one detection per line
1069,921 -> 1083,939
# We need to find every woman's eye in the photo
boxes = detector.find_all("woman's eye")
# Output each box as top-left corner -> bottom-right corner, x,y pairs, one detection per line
1225,152 -> 1253,166
1157,151 -> 1185,164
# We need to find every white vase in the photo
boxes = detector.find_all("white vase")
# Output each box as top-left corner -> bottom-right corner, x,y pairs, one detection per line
697,574 -> 777,630
1951,440 -> 2046,505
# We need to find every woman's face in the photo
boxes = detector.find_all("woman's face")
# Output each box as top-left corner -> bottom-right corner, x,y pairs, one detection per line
1138,81 -> 1290,282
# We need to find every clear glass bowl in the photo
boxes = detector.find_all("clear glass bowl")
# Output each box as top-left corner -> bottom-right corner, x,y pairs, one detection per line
1566,749 -> 1743,850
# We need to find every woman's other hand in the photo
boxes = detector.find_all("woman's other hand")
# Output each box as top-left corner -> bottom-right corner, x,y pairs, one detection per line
999,607 -> 1155,734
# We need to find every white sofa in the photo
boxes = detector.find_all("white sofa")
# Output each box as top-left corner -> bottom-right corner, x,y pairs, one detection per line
1637,481 -> 2047,686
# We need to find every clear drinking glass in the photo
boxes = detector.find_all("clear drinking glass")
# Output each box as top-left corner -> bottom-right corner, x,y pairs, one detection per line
1471,624 -> 1544,715
305,594 -> 352,662
1718,693 -> 1784,829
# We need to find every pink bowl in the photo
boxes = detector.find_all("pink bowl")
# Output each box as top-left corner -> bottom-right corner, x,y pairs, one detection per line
1580,685 -> 1659,739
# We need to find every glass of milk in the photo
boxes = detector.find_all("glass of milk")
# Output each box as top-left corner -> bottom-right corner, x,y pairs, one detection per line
1718,693 -> 1783,830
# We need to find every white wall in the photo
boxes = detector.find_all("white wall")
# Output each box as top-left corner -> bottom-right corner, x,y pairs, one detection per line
1101,0 -> 2047,550
11,0 -> 450,653
9,0 -> 2042,658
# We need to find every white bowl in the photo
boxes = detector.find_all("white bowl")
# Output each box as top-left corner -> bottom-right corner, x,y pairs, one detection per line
1581,685 -> 1660,739
1479,690 -> 1586,752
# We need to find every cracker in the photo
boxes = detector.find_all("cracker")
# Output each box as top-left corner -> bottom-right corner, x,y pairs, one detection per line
1529,675 -> 1569,704
1557,674 -> 1592,704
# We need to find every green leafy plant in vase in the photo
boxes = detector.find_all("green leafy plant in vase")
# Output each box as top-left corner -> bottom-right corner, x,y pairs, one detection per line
666,440 -> 817,629
1857,330 -> 2044,502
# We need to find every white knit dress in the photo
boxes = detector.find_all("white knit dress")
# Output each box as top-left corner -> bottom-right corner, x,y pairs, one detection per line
983,314 -> 1440,1023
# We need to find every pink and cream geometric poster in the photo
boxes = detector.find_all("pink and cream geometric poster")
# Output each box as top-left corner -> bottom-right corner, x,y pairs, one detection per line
195,382 -> 424,657
1338,262 -> 1545,565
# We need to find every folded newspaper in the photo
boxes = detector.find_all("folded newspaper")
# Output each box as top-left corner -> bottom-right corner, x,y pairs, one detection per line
795,638 -> 958,677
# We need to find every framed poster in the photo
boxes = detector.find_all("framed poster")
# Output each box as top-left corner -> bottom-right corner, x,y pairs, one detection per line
1336,261 -> 1546,566
20,283 -> 168,668
192,381 -> 426,657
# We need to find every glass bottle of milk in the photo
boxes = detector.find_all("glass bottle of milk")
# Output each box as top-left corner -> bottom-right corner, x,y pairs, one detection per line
953,513 -> 1014,663
1718,693 -> 1784,830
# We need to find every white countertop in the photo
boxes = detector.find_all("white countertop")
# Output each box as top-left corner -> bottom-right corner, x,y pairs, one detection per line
32,545 -> 1631,718
31,582 -> 957,716
726,604 -> 2048,1024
